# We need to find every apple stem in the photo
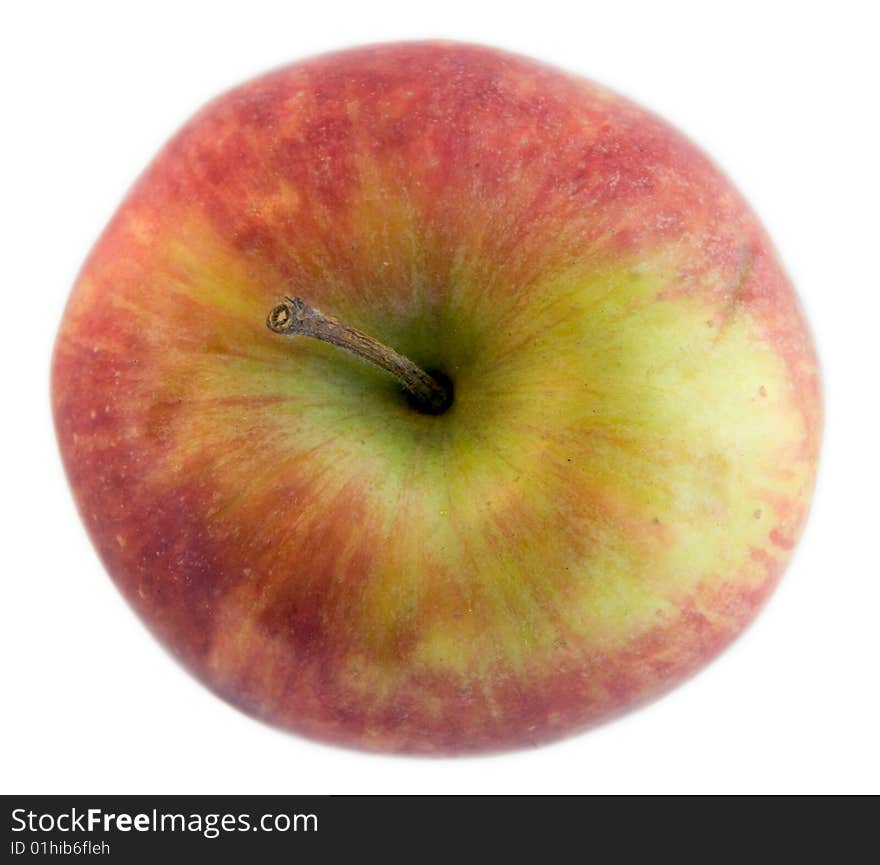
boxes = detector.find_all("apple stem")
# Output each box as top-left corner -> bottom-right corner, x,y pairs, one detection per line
267,296 -> 452,414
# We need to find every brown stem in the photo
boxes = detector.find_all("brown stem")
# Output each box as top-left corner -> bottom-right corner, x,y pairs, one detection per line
267,296 -> 452,414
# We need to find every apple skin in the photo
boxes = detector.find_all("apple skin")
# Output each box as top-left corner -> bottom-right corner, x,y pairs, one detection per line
52,42 -> 821,753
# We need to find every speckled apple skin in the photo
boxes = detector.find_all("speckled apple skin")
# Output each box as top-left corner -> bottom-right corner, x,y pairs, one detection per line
52,42 -> 821,753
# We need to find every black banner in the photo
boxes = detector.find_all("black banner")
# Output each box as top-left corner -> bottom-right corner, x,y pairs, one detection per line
2,794 -> 863,860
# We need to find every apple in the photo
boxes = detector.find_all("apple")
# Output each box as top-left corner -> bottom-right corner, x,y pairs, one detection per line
52,42 -> 822,753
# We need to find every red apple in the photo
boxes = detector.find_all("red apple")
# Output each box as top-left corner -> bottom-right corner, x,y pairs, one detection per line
52,42 -> 822,753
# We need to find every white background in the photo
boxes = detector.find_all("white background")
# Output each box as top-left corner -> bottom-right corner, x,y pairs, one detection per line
3,0 -> 878,795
